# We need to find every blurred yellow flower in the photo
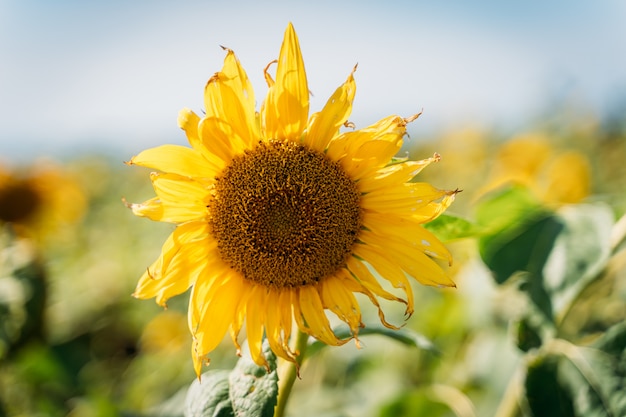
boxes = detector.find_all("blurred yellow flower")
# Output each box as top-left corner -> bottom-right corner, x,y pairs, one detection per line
128,23 -> 456,376
481,133 -> 591,204
0,160 -> 86,238
140,311 -> 189,354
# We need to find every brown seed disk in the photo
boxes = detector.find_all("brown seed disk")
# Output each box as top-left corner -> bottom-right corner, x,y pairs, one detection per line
209,140 -> 362,288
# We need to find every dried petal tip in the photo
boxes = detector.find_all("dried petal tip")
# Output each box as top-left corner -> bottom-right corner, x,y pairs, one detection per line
403,111 -> 424,124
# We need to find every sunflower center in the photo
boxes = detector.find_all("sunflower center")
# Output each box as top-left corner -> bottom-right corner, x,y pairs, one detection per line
209,140 -> 362,288
0,181 -> 42,223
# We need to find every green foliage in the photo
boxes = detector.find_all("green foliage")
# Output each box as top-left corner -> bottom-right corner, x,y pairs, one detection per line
185,371 -> 233,417
423,213 -> 479,242
476,184 -> 624,417
0,227 -> 47,359
184,341 -> 278,417
378,389 -> 451,417
524,354 -> 575,416
523,322 -> 626,417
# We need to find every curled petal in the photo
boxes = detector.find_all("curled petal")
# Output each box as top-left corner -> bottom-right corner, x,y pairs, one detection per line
319,273 -> 362,335
295,286 -> 345,346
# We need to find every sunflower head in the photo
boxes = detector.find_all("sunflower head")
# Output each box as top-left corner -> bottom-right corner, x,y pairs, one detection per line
127,23 -> 456,375
0,161 -> 86,239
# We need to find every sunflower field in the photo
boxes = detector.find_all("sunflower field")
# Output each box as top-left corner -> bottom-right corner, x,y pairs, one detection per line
2,102 -> 625,417
2,8 -> 626,414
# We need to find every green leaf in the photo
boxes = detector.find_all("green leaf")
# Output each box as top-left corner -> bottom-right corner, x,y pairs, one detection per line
149,386 -> 187,417
576,321 -> 626,416
0,229 -> 47,357
307,325 -> 438,358
379,389 -> 450,417
228,341 -> 278,417
475,185 -> 545,235
482,214 -> 563,323
479,212 -> 562,286
423,213 -> 479,241
525,354 -> 576,417
525,325 -> 626,417
594,320 -> 626,356
476,186 -> 568,322
184,370 -> 233,417
515,316 -> 543,353
543,204 -> 613,318
476,186 -> 558,286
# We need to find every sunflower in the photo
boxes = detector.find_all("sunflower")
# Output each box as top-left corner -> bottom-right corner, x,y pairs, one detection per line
127,23 -> 457,375
0,160 -> 86,239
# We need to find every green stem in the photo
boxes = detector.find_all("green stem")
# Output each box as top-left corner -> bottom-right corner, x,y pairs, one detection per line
274,330 -> 309,417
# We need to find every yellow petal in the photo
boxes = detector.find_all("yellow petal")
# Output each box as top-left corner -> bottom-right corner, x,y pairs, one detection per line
345,140 -> 403,179
327,115 -> 405,160
126,196 -> 164,221
304,67 -> 356,152
363,211 -> 452,263
192,273 -> 246,358
178,108 -> 226,171
265,289 -> 296,361
278,290 -> 294,353
133,222 -> 211,306
352,243 -> 415,316
295,286 -> 344,346
127,144 -> 220,179
319,274 -> 361,334
150,172 -> 210,222
245,285 -> 269,369
338,267 -> 401,330
410,191 -> 457,224
345,256 -> 406,305
139,238 -> 213,307
261,23 -> 309,142
360,230 -> 455,288
191,340 -> 204,378
203,49 -> 259,153
133,221 -> 209,297
229,282 -> 251,356
357,154 -> 441,193
215,49 -> 257,136
361,182 -> 451,215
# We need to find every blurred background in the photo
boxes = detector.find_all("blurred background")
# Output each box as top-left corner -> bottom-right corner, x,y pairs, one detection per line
1,1 -> 625,416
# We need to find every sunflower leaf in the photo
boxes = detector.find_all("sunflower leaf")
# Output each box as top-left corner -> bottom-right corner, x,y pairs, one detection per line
524,353 -> 576,416
475,185 -> 546,235
184,370 -> 233,417
525,324 -> 626,417
423,213 -> 479,242
542,203 -> 613,318
307,325 -> 439,358
476,186 -> 563,322
228,341 -> 278,417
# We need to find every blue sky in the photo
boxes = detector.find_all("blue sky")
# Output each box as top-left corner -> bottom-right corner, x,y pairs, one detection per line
1,0 -> 625,159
